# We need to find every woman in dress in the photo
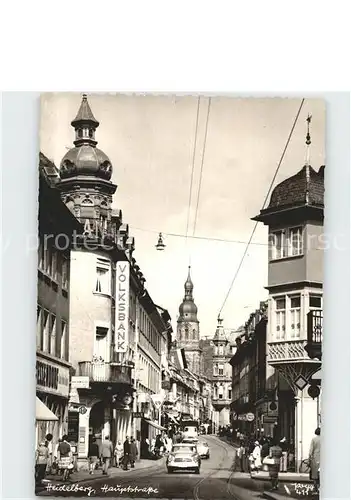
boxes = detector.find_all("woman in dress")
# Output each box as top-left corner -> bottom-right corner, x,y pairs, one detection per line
114,441 -> 123,467
267,438 -> 283,491
57,435 -> 72,482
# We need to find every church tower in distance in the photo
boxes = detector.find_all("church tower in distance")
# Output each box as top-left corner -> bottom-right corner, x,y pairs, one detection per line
177,267 -> 202,375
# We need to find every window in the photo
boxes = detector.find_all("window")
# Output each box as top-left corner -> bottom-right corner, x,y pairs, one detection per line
78,129 -> 83,138
271,230 -> 287,260
45,246 -> 52,275
42,310 -> 50,352
219,345 -> 224,355
228,388 -> 232,400
96,326 -> 108,339
51,251 -> 58,281
270,226 -> 303,260
290,296 -> 301,338
218,364 -> 224,376
218,385 -> 224,399
289,227 -> 303,256
309,295 -> 322,309
214,346 -> 218,356
62,257 -> 68,290
95,258 -> 111,294
275,297 -> 286,340
37,306 -> 42,349
184,328 -> 189,340
49,314 -> 57,356
61,321 -> 67,360
213,364 -> 218,376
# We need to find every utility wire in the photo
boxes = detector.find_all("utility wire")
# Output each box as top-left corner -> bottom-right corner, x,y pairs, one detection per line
217,98 -> 306,319
192,97 -> 212,237
185,97 -> 201,240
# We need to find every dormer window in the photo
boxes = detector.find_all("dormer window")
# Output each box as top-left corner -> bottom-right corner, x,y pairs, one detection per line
78,129 -> 83,138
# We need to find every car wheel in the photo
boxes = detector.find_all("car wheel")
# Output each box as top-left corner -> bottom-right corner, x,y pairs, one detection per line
195,467 -> 200,474
167,468 -> 173,474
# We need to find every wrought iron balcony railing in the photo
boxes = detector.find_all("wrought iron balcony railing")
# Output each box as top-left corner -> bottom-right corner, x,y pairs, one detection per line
78,361 -> 132,385
305,310 -> 323,360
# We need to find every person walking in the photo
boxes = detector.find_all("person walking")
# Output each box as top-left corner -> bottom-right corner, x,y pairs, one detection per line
251,441 -> 262,473
237,441 -> 246,472
45,434 -> 53,475
88,437 -> 99,475
309,428 -> 321,494
100,436 -> 113,476
130,438 -> 138,468
267,438 -> 283,491
35,441 -> 49,486
57,435 -> 72,482
123,436 -> 131,470
114,441 -> 123,467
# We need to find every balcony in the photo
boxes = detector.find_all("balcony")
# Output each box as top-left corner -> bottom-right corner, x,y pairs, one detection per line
305,310 -> 323,361
212,397 -> 231,409
78,361 -> 132,385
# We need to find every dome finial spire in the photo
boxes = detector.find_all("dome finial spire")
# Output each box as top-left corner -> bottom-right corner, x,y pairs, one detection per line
71,94 -> 100,148
305,114 -> 312,166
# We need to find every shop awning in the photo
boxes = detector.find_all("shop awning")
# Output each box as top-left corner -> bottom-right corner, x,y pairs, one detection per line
143,419 -> 166,431
36,397 -> 59,421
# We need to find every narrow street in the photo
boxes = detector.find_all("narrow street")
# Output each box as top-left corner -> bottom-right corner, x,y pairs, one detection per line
38,437 -> 264,499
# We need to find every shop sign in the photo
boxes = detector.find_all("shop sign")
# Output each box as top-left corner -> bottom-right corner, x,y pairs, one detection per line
132,412 -> 144,418
71,376 -> 90,389
246,412 -> 255,422
36,357 -> 70,398
263,415 -> 277,424
115,261 -> 130,353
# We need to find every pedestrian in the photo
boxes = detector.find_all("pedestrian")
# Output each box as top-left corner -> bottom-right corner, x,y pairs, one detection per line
57,435 -> 72,482
251,441 -> 262,473
45,434 -> 53,475
114,441 -> 123,467
100,435 -> 113,475
130,438 -> 138,468
309,427 -> 321,494
123,436 -> 131,470
237,441 -> 246,472
88,437 -> 99,475
165,434 -> 173,454
35,441 -> 49,486
261,437 -> 270,459
52,438 -> 62,476
266,437 -> 283,491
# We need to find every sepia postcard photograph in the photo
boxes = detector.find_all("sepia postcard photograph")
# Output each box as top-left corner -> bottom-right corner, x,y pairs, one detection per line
35,94 -> 324,499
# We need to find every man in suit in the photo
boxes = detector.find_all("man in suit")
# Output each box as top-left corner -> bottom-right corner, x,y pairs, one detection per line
123,436 -> 131,470
100,436 -> 113,475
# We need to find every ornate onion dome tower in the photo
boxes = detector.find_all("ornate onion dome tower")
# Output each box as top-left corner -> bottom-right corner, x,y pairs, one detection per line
177,267 -> 202,375
56,94 -> 117,233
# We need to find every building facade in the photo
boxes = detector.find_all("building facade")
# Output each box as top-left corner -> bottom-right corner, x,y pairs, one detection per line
36,153 -> 82,448
55,94 -> 172,468
211,319 -> 233,429
253,153 -> 324,469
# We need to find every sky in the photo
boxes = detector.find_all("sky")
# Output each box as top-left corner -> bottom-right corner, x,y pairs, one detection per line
40,94 -> 325,338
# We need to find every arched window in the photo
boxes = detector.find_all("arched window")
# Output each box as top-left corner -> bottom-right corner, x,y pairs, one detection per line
185,328 -> 189,340
193,329 -> 196,338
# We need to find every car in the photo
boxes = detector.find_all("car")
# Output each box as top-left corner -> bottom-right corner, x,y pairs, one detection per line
196,441 -> 210,459
166,443 -> 201,474
182,425 -> 198,441
182,437 -> 198,444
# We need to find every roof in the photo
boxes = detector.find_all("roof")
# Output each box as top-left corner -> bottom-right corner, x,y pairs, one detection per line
253,165 -> 325,222
71,94 -> 99,128
268,165 -> 324,210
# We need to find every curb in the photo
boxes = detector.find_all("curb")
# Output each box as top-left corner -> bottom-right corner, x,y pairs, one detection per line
250,474 -> 312,484
36,460 -> 163,494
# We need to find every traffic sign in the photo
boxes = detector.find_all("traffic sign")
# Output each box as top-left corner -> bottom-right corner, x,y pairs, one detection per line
294,374 -> 308,391
246,412 -> 255,422
78,405 -> 87,415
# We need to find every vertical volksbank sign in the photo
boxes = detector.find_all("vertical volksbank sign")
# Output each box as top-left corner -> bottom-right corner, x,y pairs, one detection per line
115,261 -> 130,353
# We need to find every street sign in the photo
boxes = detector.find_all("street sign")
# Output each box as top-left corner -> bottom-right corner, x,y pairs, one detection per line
71,376 -> 90,389
151,393 -> 165,409
246,412 -> 255,422
294,374 -> 309,391
78,405 -> 87,415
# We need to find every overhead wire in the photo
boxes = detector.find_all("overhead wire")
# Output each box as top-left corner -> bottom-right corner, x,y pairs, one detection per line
192,97 -> 212,237
185,97 -> 201,241
217,98 -> 306,319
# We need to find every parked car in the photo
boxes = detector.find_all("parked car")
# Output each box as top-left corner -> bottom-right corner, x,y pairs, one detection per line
197,441 -> 210,459
166,443 -> 201,474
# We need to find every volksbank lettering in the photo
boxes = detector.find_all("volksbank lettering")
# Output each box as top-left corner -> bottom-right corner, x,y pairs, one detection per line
115,262 -> 130,353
